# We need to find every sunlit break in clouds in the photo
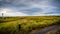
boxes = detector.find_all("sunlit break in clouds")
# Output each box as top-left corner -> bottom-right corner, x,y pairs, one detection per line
0,0 -> 60,16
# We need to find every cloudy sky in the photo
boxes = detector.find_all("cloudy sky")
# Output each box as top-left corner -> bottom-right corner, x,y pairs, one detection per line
0,0 -> 60,16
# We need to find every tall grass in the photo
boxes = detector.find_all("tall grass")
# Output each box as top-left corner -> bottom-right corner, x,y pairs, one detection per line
0,16 -> 60,34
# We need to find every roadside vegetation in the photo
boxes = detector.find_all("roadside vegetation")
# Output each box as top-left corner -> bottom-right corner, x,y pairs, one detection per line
0,16 -> 60,34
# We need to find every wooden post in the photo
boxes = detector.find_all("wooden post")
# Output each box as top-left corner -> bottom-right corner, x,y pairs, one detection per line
18,24 -> 21,31
18,24 -> 21,34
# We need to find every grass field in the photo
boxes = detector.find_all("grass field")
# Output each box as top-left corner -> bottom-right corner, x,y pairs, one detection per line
0,16 -> 60,34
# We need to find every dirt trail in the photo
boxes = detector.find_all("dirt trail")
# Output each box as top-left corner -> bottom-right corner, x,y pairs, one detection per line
34,24 -> 60,34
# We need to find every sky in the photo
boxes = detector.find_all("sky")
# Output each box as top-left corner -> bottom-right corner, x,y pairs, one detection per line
0,0 -> 60,16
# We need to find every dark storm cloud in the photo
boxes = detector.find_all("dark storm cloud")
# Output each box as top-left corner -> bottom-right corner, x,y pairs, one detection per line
0,0 -> 60,16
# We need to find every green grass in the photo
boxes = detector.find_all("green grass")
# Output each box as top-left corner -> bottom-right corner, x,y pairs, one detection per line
0,16 -> 60,34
